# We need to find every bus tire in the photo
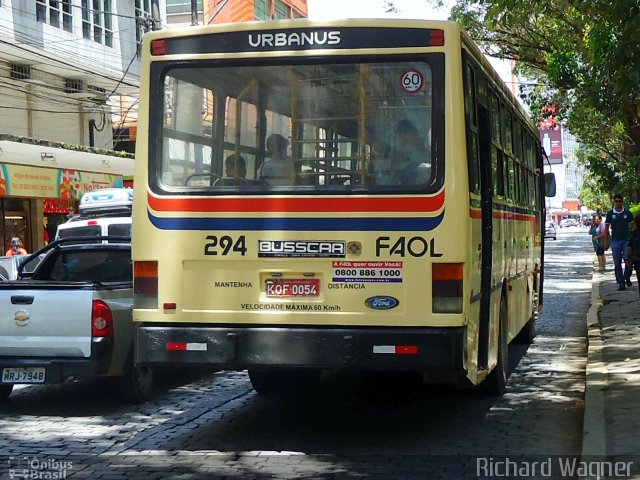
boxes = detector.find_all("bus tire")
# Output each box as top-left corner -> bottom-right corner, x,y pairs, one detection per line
120,365 -> 156,404
483,295 -> 509,396
249,369 -> 320,395
514,316 -> 536,344
0,384 -> 13,401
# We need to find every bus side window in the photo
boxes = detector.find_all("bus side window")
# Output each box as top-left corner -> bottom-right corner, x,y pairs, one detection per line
489,92 -> 502,197
464,63 -> 480,194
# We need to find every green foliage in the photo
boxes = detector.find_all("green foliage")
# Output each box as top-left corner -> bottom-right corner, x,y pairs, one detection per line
437,0 -> 640,202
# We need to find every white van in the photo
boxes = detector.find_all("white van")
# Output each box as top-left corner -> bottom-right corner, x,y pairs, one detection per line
55,188 -> 132,240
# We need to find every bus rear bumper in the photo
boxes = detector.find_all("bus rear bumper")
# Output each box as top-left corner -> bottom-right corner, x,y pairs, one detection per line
135,325 -> 465,372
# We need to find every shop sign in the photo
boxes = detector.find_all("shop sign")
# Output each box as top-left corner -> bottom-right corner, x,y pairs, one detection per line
0,163 -> 58,198
0,163 -> 123,199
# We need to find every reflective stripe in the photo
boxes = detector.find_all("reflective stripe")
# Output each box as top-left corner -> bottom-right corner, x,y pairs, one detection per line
166,342 -> 207,351
373,345 -> 418,355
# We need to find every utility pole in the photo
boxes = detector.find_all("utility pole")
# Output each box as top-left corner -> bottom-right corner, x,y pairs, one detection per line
151,0 -> 162,30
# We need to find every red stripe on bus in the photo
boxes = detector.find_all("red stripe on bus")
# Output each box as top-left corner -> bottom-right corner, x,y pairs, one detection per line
148,190 -> 445,213
469,207 -> 537,223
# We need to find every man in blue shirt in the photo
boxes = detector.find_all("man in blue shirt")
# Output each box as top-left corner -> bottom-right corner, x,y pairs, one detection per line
605,193 -> 634,290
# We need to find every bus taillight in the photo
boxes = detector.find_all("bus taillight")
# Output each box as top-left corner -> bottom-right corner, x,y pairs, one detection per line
432,263 -> 463,313
150,39 -> 166,56
429,29 -> 445,46
134,261 -> 158,308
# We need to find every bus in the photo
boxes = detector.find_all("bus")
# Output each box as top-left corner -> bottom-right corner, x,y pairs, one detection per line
132,19 -> 555,395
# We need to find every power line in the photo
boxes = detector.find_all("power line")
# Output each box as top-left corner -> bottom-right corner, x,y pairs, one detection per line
0,38 -> 140,89
99,51 -> 139,105
0,21 -> 141,61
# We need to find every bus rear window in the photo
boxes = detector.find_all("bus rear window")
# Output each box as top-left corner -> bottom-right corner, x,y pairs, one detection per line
40,250 -> 132,282
154,59 -> 442,193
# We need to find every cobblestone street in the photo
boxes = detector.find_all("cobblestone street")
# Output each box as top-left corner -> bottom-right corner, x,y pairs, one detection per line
0,231 -> 592,479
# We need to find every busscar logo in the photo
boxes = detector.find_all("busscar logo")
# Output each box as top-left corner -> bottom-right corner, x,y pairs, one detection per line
259,240 -> 346,258
248,30 -> 341,48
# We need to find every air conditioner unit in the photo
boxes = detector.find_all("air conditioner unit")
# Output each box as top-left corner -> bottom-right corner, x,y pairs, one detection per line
87,84 -> 108,101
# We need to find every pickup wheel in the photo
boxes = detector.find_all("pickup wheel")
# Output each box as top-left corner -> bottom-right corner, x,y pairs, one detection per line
0,384 -> 13,401
120,366 -> 155,404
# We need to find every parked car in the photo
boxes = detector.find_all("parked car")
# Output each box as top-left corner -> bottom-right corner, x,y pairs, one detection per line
55,188 -> 132,241
544,222 -> 557,240
0,237 -> 154,403
559,218 -> 578,228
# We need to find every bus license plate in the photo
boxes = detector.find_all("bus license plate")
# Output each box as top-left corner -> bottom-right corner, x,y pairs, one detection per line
265,278 -> 320,297
2,367 -> 46,384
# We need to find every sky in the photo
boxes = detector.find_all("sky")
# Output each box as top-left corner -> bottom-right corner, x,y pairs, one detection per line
306,0 -> 454,21
306,0 -> 515,89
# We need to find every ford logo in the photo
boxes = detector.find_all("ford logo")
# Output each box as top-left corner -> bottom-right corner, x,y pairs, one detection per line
365,296 -> 399,310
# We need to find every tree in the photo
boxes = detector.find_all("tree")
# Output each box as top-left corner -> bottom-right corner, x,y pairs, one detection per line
383,1 -> 399,13
442,0 -> 640,202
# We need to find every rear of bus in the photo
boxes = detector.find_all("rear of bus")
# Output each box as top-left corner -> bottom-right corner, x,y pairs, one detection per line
133,20 -> 474,391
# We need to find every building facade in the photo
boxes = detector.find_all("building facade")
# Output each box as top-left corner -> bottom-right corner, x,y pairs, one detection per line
0,0 -> 165,253
165,0 -> 307,27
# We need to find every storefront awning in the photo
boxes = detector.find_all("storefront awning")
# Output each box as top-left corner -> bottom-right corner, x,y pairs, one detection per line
0,135 -> 134,200
0,135 -> 134,175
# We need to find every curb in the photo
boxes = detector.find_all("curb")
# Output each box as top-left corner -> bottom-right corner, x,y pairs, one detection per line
581,270 -> 608,462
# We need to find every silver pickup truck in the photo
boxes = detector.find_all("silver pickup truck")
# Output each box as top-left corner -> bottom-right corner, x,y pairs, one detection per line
0,237 -> 154,403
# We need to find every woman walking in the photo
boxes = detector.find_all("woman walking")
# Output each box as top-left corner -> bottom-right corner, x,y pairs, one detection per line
590,215 -> 607,271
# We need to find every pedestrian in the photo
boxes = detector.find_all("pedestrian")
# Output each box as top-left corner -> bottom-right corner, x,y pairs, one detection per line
6,237 -> 27,256
605,193 -> 634,290
628,214 -> 640,299
589,214 -> 607,271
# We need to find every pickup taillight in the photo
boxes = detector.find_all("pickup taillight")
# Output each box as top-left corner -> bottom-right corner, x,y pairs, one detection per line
92,299 -> 114,338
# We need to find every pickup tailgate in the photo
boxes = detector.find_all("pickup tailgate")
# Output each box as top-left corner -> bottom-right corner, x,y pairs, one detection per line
0,283 -> 94,358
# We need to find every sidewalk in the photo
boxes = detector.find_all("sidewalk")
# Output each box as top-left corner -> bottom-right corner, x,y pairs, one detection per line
582,267 -> 640,477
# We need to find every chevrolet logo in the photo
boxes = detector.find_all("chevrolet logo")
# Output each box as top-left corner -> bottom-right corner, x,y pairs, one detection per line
14,310 -> 29,327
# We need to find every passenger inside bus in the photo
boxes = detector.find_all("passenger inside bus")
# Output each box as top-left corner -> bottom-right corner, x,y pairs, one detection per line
392,119 -> 431,185
214,154 -> 248,186
258,134 -> 293,185
369,137 -> 394,185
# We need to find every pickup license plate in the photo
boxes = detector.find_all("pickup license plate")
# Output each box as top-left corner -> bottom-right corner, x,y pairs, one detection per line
2,367 -> 46,384
265,278 -> 320,297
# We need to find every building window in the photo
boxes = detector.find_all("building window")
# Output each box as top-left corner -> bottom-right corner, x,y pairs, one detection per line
93,0 -> 103,44
274,0 -> 288,19
37,0 -> 73,32
166,0 -> 202,15
104,0 -> 112,47
82,0 -> 113,46
254,0 -> 268,20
